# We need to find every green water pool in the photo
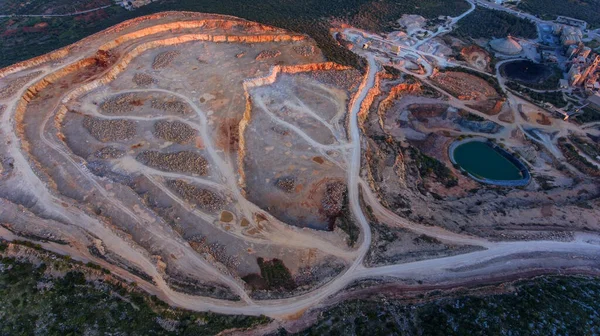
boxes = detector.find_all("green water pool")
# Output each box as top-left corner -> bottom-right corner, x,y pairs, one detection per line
453,141 -> 523,181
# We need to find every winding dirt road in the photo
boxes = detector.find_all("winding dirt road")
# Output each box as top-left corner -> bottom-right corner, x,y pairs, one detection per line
1,17 -> 599,321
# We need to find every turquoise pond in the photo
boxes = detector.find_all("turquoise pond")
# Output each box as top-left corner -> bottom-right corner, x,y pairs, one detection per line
453,141 -> 523,181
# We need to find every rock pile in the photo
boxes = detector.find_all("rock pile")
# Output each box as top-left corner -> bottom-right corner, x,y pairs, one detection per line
132,73 -> 156,86
153,120 -> 196,143
151,98 -> 191,114
137,150 -> 208,175
0,71 -> 42,99
302,69 -> 362,92
292,45 -> 314,57
322,181 -> 346,217
100,93 -> 138,114
255,50 -> 281,60
275,176 -> 296,193
152,50 -> 180,69
93,146 -> 125,159
83,117 -> 136,142
168,179 -> 225,211
189,235 -> 239,270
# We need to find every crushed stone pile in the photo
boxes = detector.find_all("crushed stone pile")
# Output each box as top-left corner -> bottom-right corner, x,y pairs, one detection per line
100,93 -> 139,114
153,120 -> 196,144
151,98 -> 191,114
137,150 -> 208,175
275,176 -> 296,193
322,181 -> 346,217
93,146 -> 125,159
132,73 -> 156,86
152,50 -> 181,69
255,50 -> 281,60
83,117 -> 136,142
168,179 -> 225,211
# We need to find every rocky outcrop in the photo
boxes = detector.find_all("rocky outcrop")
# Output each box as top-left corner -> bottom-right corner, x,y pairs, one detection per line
357,71 -> 383,132
0,11 -> 298,77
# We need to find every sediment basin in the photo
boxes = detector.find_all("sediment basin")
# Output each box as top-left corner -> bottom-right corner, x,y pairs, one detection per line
449,138 -> 530,186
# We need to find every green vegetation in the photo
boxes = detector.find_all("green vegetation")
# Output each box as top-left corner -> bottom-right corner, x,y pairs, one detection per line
409,147 -> 458,188
459,110 -> 485,121
335,192 -> 361,246
518,0 -> 600,28
534,174 -> 556,190
383,65 -> 403,78
501,61 -> 563,90
526,66 -> 562,90
453,7 -> 538,39
256,257 -> 296,290
506,81 -> 568,107
0,0 -> 470,69
575,106 -> 600,123
0,254 -> 269,335
345,0 -> 469,32
0,6 -> 128,68
558,137 -> 600,176
297,276 -> 600,335
0,0 -> 111,16
569,135 -> 600,159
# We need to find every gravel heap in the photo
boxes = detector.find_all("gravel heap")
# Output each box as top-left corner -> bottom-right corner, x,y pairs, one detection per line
93,146 -> 125,159
322,181 -> 346,217
189,235 -> 239,270
0,71 -> 42,99
100,93 -> 138,114
275,176 -> 296,193
168,179 -> 225,211
255,50 -> 281,60
302,69 -> 362,92
83,117 -> 136,142
137,150 -> 208,176
152,50 -> 180,69
132,73 -> 155,86
153,120 -> 196,144
292,45 -> 315,57
151,98 -> 191,115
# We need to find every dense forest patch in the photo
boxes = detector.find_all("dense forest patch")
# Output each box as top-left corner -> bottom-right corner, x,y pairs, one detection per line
0,251 -> 269,335
0,0 -> 470,69
296,276 -> 600,335
519,0 -> 600,28
453,7 -> 537,39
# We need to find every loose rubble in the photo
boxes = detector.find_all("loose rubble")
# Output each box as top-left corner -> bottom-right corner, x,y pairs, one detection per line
99,93 -> 139,114
292,45 -> 315,57
150,98 -> 191,114
137,150 -> 209,175
189,235 -> 240,270
152,50 -> 180,69
83,117 -> 136,142
322,181 -> 346,217
167,179 -> 225,211
93,146 -> 125,159
275,176 -> 296,193
132,73 -> 156,86
153,120 -> 196,143
0,71 -> 42,99
255,50 -> 281,60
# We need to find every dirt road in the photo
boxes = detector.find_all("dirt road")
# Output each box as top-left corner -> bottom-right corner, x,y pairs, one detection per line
1,18 -> 599,321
